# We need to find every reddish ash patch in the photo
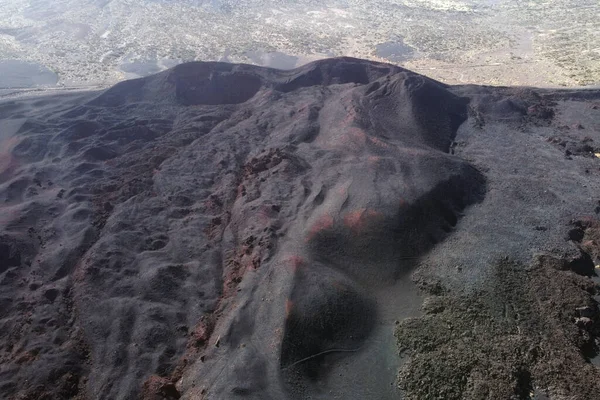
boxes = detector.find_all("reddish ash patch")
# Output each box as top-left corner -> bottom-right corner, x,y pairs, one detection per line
305,214 -> 334,242
140,375 -> 181,400
318,99 -> 369,151
223,252 -> 257,299
15,350 -> 39,365
282,254 -> 306,271
343,208 -> 367,231
343,208 -> 385,233
203,195 -> 223,214
293,103 -> 314,121
0,136 -> 20,179
203,216 -> 224,241
188,317 -> 214,350
368,155 -> 382,165
72,258 -> 89,284
339,97 -> 359,126
368,135 -> 392,149
324,126 -> 367,151
237,183 -> 246,197
254,204 -> 278,225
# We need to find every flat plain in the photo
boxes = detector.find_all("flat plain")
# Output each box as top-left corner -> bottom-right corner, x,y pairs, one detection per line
0,0 -> 598,89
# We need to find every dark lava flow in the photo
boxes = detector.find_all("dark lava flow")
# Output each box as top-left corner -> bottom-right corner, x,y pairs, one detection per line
0,58 -> 599,400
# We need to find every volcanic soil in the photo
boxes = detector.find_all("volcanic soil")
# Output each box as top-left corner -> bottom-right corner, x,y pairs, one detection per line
0,58 -> 599,400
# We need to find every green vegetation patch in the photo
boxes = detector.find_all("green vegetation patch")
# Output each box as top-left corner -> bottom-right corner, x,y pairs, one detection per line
396,259 -> 600,399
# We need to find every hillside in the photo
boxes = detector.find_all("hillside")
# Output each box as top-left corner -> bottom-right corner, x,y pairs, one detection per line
0,58 -> 599,399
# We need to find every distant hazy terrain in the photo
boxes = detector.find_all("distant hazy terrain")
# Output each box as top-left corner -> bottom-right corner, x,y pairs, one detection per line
0,0 -> 598,88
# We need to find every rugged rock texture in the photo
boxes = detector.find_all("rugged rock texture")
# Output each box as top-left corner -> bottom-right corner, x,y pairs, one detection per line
0,58 -> 599,399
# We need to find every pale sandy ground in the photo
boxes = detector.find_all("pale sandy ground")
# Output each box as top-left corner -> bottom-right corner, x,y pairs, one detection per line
0,0 -> 597,89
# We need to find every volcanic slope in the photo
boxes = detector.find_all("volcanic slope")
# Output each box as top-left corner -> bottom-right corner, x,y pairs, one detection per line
0,58 -> 599,400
